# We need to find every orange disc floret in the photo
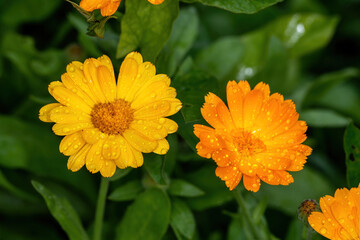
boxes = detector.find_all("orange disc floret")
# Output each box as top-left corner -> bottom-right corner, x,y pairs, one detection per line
194,80 -> 312,192
308,184 -> 360,240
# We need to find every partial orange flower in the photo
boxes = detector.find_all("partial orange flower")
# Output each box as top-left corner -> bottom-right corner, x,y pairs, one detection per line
39,52 -> 181,177
194,80 -> 312,192
80,0 -> 165,17
308,184 -> 360,240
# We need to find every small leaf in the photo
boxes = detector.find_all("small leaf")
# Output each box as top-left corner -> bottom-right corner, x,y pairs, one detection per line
143,154 -> 168,185
344,123 -> 360,188
157,7 -> 199,76
32,181 -> 89,240
116,0 -> 179,62
168,179 -> 204,197
170,198 -> 196,239
189,0 -> 282,14
115,188 -> 171,240
110,168 -> 132,182
300,109 -> 351,127
108,180 -> 143,202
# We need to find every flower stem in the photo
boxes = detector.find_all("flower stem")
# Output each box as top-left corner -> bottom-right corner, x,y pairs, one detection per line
93,177 -> 110,240
233,187 -> 260,239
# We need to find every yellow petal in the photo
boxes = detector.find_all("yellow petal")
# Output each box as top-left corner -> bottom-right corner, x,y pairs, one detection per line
162,118 -> 178,134
83,58 -> 106,102
97,55 -> 115,79
39,103 -> 61,122
86,139 -> 105,173
100,160 -> 116,177
122,129 -> 157,153
59,132 -> 86,156
52,122 -> 93,136
153,139 -> 169,155
102,135 -> 121,160
130,119 -> 168,141
133,100 -> 170,119
117,57 -> 139,99
82,128 -> 106,144
50,105 -> 90,123
61,73 -> 95,106
67,144 -> 91,172
97,65 -> 117,102
115,136 -> 143,168
126,52 -> 143,64
48,81 -> 63,95
51,86 -> 92,114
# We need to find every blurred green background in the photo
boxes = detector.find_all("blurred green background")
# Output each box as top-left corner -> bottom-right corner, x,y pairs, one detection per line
0,0 -> 360,239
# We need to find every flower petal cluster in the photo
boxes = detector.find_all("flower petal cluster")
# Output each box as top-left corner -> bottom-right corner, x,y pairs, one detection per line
39,52 -> 181,177
194,80 -> 312,192
80,0 -> 165,16
308,184 -> 360,240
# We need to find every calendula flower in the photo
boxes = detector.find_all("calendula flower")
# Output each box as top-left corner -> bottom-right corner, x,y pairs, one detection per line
80,0 -> 165,17
39,52 -> 181,177
308,184 -> 360,240
194,80 -> 312,192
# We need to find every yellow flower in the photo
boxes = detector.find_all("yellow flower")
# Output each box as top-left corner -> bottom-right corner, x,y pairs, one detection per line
308,184 -> 360,240
39,52 -> 182,177
79,0 -> 165,17
194,80 -> 312,192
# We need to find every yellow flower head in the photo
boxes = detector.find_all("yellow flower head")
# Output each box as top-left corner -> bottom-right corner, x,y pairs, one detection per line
79,0 -> 165,17
194,80 -> 312,192
308,184 -> 360,240
39,52 -> 182,177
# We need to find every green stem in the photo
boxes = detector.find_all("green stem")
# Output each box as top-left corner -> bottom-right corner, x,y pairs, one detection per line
93,177 -> 110,240
233,187 -> 260,240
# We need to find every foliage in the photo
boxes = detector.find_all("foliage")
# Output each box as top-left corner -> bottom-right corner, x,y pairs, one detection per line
0,0 -> 359,239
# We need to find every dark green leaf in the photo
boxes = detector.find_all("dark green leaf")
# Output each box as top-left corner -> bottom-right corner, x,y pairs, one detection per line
168,179 -> 204,197
144,154 -> 168,185
300,109 -> 351,127
195,14 -> 338,84
108,180 -> 143,201
157,7 -> 199,76
188,0 -> 282,14
1,0 -> 61,27
344,123 -> 360,188
186,166 -> 233,211
116,0 -> 179,62
110,168 -> 132,182
170,198 -> 196,239
115,188 -> 171,240
227,217 -> 248,240
0,170 -> 36,202
32,181 -> 89,240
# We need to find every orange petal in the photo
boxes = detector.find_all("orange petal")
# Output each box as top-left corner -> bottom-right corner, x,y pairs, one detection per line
243,175 -> 261,192
226,81 -> 245,128
100,0 -> 121,16
201,93 -> 231,129
147,0 -> 165,4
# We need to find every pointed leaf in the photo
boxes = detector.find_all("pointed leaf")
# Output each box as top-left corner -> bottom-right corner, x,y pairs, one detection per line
300,109 -> 351,127
168,179 -> 204,197
108,180 -> 143,201
144,154 -> 168,185
32,181 -> 89,240
170,198 -> 196,239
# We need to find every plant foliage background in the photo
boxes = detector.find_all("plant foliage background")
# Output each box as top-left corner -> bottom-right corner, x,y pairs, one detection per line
0,0 -> 360,239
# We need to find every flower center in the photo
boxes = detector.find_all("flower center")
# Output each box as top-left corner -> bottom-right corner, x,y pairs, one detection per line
90,99 -> 134,135
233,131 -> 266,157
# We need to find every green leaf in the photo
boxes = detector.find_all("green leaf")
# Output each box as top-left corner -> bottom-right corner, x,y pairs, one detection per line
188,0 -> 282,14
195,14 -> 339,84
169,179 -> 204,197
116,0 -> 179,62
254,168 -> 334,215
157,7 -> 199,76
186,166 -> 233,211
302,68 -> 359,108
0,170 -> 36,202
170,198 -> 196,239
108,180 -> 143,202
143,154 -> 168,185
110,168 -> 132,182
115,188 -> 171,240
300,109 -> 351,127
227,218 -> 248,240
32,181 -> 89,240
1,0 -> 61,27
344,123 -> 360,188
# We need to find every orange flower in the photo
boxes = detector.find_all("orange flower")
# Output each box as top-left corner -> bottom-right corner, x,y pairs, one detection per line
308,184 -> 360,240
80,0 -> 165,17
194,80 -> 312,192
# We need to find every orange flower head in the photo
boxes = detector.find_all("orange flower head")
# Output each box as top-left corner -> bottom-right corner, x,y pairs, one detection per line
194,80 -> 312,192
39,52 -> 181,177
79,0 -> 166,16
80,0 -> 121,16
308,184 -> 360,240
